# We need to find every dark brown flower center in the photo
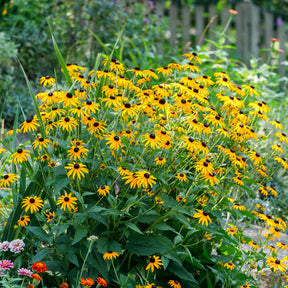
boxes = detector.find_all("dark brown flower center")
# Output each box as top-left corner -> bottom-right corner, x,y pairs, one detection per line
74,164 -> 80,169
29,198 -> 35,204
64,197 -> 70,202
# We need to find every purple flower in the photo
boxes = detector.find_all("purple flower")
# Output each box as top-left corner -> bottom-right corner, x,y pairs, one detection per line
9,239 -> 25,254
18,268 -> 33,277
0,260 -> 14,271
143,17 -> 149,24
149,1 -> 154,9
0,241 -> 10,252
276,17 -> 283,26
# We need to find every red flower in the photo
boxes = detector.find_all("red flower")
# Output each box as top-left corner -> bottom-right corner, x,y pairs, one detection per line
31,273 -> 42,281
80,278 -> 95,287
96,277 -> 108,287
31,262 -> 47,273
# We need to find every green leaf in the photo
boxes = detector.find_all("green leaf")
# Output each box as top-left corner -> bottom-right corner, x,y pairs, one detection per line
67,250 -> 79,266
126,234 -> 173,256
124,222 -> 143,234
26,226 -> 48,241
96,237 -> 122,254
72,228 -> 88,245
32,248 -> 50,262
168,261 -> 198,284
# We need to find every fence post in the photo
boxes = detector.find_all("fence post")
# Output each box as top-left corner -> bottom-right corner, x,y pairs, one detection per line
236,2 -> 251,65
277,17 -> 287,77
156,0 -> 164,55
169,0 -> 179,49
182,2 -> 191,50
195,5 -> 204,46
264,11 -> 274,61
221,6 -> 230,45
251,4 -> 260,59
208,5 -> 217,45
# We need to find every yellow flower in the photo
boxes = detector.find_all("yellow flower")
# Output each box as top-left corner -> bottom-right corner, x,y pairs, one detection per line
57,192 -> 78,211
146,255 -> 163,272
193,210 -> 212,226
39,76 -> 55,87
0,173 -> 18,187
65,163 -> 89,180
11,148 -> 31,165
168,280 -> 181,288
22,196 -> 44,214
97,185 -> 110,197
46,211 -> 55,222
17,215 -> 30,226
266,257 -> 287,272
103,251 -> 119,260
224,261 -> 235,270
176,173 -> 188,182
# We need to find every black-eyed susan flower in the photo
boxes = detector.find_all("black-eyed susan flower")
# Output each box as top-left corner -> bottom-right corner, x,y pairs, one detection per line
248,240 -> 259,250
135,171 -> 156,189
183,52 -> 202,63
201,172 -> 219,186
146,255 -> 163,272
22,196 -> 44,214
122,172 -> 139,189
105,133 -> 122,151
248,151 -> 262,166
17,215 -> 30,227
277,242 -> 288,251
46,211 -> 55,222
143,68 -> 158,79
102,85 -> 118,97
242,84 -> 259,96
39,76 -> 55,87
103,251 -> 119,260
67,145 -> 89,161
156,66 -> 172,76
231,204 -> 246,211
11,148 -> 31,165
268,227 -> 281,238
193,209 -> 212,226
19,116 -> 40,133
168,280 -> 181,288
57,192 -> 77,211
48,161 -> 57,168
224,261 -> 235,270
197,195 -> 208,206
0,173 -> 18,187
274,156 -> 288,169
65,162 -> 89,180
226,227 -> 238,236
142,133 -> 161,149
240,282 -> 251,288
59,92 -> 79,107
155,196 -> 164,204
176,195 -> 186,203
269,120 -> 283,130
176,173 -> 188,182
102,95 -> 122,108
155,157 -> 166,166
266,245 -> 277,253
97,185 -> 110,196
117,167 -> 131,176
32,136 -> 51,151
57,116 -> 78,132
82,99 -> 100,114
266,257 -> 287,272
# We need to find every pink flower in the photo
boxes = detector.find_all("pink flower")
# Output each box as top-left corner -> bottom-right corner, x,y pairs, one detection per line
18,268 -> 33,277
0,260 -> 14,271
0,241 -> 10,252
9,239 -> 25,254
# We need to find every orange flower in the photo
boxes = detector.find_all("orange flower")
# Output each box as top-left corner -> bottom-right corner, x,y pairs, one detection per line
60,283 -> 69,288
80,278 -> 95,287
31,262 -> 47,273
96,277 -> 108,287
27,284 -> 34,288
31,273 -> 42,281
229,9 -> 238,15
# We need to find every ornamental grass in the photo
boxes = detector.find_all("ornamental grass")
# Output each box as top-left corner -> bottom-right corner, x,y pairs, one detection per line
0,46 -> 287,288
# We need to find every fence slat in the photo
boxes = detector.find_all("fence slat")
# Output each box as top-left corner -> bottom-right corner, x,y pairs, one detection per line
251,4 -> 260,58
208,5 -> 217,50
169,1 -> 178,48
195,5 -> 204,46
264,12 -> 274,61
156,0 -> 164,55
182,4 -> 191,49
277,17 -> 287,77
221,6 -> 230,44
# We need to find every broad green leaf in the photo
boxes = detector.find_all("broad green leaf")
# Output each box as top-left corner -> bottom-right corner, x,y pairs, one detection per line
72,228 -> 88,245
26,226 -> 48,241
124,222 -> 143,234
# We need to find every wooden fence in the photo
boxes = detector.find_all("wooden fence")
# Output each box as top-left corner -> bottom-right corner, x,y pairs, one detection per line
126,0 -> 287,75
